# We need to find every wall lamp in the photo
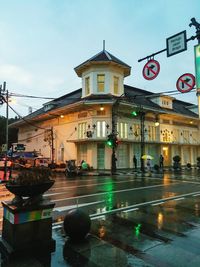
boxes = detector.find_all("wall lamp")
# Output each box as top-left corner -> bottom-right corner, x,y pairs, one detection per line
100,105 -> 104,111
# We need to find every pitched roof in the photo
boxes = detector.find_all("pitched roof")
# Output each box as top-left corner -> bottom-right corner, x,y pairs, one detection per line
10,85 -> 198,128
74,50 -> 131,77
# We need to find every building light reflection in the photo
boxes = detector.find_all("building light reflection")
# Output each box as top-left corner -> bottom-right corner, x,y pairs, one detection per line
98,225 -> 106,238
157,212 -> 164,230
195,203 -> 199,217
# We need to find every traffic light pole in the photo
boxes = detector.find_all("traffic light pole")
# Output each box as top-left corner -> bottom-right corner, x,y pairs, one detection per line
111,99 -> 119,175
140,111 -> 145,172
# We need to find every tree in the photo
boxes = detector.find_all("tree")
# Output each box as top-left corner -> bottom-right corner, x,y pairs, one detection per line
0,116 -> 19,152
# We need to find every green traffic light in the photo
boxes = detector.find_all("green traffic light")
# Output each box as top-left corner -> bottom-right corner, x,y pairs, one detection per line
131,111 -> 138,116
107,140 -> 113,147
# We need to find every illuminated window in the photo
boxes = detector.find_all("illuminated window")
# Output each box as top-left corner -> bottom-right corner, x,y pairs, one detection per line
173,129 -> 179,142
117,122 -> 128,138
78,122 -> 87,139
85,77 -> 90,95
148,125 -> 156,141
183,130 -> 189,143
61,148 -> 64,162
97,121 -> 106,137
97,74 -> 105,92
114,76 -> 119,94
133,124 -> 140,139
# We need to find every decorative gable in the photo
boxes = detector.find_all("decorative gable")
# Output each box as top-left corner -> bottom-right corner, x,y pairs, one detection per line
150,95 -> 174,109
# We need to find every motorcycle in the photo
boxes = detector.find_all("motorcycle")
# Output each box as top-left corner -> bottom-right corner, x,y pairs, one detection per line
65,160 -> 81,177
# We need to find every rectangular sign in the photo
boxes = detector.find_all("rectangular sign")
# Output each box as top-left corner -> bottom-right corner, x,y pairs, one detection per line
1,144 -> 7,152
195,44 -> 200,93
166,30 -> 187,57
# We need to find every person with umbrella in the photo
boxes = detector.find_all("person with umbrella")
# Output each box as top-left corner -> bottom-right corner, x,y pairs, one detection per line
142,155 -> 153,174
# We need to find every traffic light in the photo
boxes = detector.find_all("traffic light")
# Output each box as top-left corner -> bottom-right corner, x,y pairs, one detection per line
131,110 -> 138,117
106,134 -> 114,148
106,134 -> 119,148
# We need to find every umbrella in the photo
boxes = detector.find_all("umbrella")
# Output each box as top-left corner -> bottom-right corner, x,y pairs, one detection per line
142,155 -> 154,160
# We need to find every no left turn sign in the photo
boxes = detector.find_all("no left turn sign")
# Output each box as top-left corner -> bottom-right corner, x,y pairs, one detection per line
142,60 -> 160,80
176,73 -> 195,93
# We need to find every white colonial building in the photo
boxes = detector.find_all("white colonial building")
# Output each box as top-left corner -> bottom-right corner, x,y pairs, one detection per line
11,49 -> 200,169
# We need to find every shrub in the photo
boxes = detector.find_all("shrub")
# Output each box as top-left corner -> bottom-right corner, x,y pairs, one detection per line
173,155 -> 181,162
197,157 -> 200,162
186,163 -> 191,169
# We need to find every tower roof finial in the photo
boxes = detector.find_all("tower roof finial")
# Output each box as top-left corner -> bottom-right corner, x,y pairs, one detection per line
103,40 -> 105,51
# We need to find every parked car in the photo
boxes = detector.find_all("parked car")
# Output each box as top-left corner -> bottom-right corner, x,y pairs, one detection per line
35,158 -> 51,168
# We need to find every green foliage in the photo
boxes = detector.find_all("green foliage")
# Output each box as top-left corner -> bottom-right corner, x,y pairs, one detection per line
173,155 -> 181,162
0,116 -> 19,151
197,157 -> 200,162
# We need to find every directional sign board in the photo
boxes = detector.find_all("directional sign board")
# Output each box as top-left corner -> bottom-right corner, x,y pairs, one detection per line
142,60 -> 160,80
176,73 -> 195,93
166,30 -> 187,57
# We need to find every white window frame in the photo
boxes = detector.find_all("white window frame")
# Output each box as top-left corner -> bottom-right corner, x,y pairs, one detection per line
78,122 -> 87,139
97,74 -> 105,92
96,121 -> 106,138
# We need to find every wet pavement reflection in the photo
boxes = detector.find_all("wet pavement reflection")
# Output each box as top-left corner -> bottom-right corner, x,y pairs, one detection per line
2,170 -> 200,266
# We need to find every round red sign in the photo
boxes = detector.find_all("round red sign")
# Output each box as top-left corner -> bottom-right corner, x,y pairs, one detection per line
142,60 -> 160,80
176,73 -> 195,93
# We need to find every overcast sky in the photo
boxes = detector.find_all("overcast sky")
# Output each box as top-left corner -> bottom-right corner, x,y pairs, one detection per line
0,0 -> 199,117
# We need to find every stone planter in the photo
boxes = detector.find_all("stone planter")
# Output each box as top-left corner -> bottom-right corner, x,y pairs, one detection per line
0,171 -> 56,260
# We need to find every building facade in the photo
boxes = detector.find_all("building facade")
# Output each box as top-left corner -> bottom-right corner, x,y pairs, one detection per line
11,49 -> 200,169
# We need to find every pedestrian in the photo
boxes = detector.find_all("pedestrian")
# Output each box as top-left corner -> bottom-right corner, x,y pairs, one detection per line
81,160 -> 88,170
133,155 -> 137,170
159,154 -> 164,169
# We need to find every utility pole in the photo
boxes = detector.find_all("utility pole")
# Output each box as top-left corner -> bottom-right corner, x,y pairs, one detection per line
51,127 -> 55,165
1,82 -> 9,180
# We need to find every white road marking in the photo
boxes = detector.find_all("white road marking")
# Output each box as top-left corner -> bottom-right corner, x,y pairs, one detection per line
54,200 -> 104,212
122,208 -> 139,213
151,202 -> 164,206
46,182 -> 181,201
193,193 -> 200,197
89,190 -> 200,219
175,197 -> 185,201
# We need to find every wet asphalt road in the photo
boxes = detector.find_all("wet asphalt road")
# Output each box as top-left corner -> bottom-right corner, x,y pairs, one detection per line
2,169 -> 200,266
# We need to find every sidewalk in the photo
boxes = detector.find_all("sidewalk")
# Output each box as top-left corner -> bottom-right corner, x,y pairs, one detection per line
1,226 -> 133,267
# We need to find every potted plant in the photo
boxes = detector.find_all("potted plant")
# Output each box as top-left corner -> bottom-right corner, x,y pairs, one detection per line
173,155 -> 181,170
6,167 -> 55,206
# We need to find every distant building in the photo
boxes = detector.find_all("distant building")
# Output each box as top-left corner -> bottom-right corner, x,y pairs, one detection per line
10,49 -> 200,169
